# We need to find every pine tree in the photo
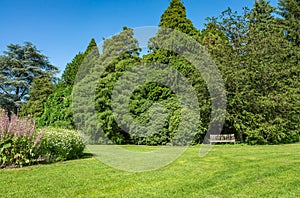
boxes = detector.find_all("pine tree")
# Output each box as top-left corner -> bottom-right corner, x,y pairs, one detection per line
278,0 -> 300,46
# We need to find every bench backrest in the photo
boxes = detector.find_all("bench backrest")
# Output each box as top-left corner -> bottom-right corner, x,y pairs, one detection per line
210,134 -> 235,140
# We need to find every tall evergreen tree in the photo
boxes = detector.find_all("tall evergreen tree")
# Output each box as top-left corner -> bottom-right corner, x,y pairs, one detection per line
158,0 -> 201,41
62,38 -> 99,86
278,0 -> 300,46
39,39 -> 99,129
85,38 -> 98,55
138,0 -> 209,144
62,53 -> 85,86
0,42 -> 58,114
92,27 -> 140,144
200,20 -> 244,139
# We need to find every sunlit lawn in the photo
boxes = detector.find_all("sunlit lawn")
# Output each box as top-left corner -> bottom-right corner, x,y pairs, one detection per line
0,143 -> 299,197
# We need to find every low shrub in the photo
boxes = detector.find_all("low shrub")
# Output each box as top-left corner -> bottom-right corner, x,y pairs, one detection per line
39,127 -> 85,162
0,109 -> 43,168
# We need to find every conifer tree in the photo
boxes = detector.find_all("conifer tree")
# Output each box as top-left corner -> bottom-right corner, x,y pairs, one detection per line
138,0 -> 209,144
90,27 -> 140,144
0,42 -> 58,114
20,77 -> 53,118
278,0 -> 300,46
62,38 -> 99,86
159,0 -> 201,41
39,39 -> 99,129
206,0 -> 300,144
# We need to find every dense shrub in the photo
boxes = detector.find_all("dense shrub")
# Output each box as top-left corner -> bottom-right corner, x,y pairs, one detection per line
38,86 -> 74,129
0,109 -> 85,168
0,109 -> 43,167
39,128 -> 85,162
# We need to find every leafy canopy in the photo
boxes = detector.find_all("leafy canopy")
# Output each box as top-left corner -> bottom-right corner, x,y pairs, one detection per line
0,42 -> 58,114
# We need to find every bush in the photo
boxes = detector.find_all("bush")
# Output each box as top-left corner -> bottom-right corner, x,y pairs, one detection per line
39,127 -> 85,162
0,109 -> 85,168
0,109 -> 43,167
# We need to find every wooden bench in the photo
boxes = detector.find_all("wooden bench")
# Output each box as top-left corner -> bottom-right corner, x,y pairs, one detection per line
210,134 -> 235,144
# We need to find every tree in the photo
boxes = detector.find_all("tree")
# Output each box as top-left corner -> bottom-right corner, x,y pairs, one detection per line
39,39 -> 99,129
200,20 -> 245,139
92,27 -> 140,144
0,42 -> 58,114
62,38 -> 99,87
135,0 -> 208,144
278,0 -> 300,46
241,0 -> 300,144
38,86 -> 74,128
62,53 -> 85,86
85,38 -> 98,55
205,0 -> 300,144
19,77 -> 53,118
158,0 -> 201,41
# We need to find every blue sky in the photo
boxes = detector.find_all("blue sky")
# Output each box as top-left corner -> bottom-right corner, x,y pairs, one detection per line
0,0 -> 278,76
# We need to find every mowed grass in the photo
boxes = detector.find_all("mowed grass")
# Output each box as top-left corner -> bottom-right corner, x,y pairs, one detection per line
0,144 -> 299,197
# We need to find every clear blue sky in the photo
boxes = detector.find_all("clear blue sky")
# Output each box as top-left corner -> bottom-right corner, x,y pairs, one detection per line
0,0 -> 278,76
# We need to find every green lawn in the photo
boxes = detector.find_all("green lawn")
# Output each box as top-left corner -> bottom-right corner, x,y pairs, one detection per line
0,144 -> 299,197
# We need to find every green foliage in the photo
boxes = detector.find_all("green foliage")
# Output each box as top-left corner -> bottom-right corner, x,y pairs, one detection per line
62,38 -> 99,87
92,27 -> 140,144
203,0 -> 300,144
278,0 -> 300,46
38,86 -> 74,129
21,0 -> 300,145
62,53 -> 85,86
19,77 -> 53,119
158,0 -> 200,41
92,1 -> 210,145
39,127 -> 85,162
0,109 -> 43,167
140,0 -> 207,144
85,38 -> 98,55
0,42 -> 58,114
40,39 -> 99,130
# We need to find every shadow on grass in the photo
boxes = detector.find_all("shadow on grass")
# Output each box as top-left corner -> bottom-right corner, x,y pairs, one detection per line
81,152 -> 94,159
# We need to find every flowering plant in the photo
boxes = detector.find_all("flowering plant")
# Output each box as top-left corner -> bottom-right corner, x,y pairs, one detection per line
0,109 -> 43,167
